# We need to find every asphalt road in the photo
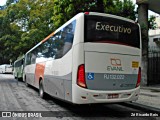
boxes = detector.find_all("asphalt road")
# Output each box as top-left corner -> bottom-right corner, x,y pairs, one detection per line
0,74 -> 159,120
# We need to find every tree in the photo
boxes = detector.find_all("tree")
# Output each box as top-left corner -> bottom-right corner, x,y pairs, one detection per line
53,0 -> 136,29
0,0 -> 55,64
148,15 -> 157,30
104,0 -> 136,20
6,0 -> 18,6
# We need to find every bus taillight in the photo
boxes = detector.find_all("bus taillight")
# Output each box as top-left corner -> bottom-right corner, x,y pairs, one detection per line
136,67 -> 141,87
84,12 -> 89,15
77,64 -> 87,88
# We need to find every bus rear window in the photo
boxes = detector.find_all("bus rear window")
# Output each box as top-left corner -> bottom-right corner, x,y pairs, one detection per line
84,15 -> 140,48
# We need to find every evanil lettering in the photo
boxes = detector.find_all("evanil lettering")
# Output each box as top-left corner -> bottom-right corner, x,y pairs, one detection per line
107,66 -> 124,71
96,22 -> 132,34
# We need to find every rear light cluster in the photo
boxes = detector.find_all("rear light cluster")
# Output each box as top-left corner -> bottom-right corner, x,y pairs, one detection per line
77,64 -> 87,88
136,67 -> 141,87
84,12 -> 89,15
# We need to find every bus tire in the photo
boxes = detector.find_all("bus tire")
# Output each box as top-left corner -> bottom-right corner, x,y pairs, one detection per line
16,73 -> 19,81
39,80 -> 46,99
25,77 -> 29,87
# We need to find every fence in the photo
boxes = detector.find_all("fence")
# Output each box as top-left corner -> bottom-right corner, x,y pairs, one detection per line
148,52 -> 160,85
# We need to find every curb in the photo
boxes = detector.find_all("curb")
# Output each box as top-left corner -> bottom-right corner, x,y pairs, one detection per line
141,87 -> 160,92
140,92 -> 160,97
121,102 -> 160,113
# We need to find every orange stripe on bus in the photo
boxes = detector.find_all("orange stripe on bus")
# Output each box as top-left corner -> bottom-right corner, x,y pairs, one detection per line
41,32 -> 55,43
35,63 -> 46,81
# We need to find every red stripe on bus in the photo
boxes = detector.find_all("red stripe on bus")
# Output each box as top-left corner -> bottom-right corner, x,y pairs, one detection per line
41,32 -> 54,43
35,63 -> 46,81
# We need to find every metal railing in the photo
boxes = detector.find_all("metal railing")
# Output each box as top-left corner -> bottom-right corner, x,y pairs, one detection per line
148,51 -> 160,85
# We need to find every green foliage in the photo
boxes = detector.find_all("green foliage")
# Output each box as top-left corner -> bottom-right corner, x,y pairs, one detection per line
0,0 -> 54,64
104,0 -> 135,20
148,15 -> 157,30
6,0 -> 15,6
53,0 -> 101,28
53,0 -> 136,28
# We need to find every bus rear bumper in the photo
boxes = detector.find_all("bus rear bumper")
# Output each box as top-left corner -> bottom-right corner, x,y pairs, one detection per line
72,85 -> 140,104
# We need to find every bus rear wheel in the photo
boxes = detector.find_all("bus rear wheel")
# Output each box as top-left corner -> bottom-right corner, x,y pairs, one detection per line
25,77 -> 29,87
39,80 -> 46,99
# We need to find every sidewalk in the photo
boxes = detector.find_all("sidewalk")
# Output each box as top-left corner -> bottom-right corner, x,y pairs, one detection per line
133,85 -> 160,110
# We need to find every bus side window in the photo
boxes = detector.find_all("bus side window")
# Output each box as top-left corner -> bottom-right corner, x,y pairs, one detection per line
63,21 -> 75,55
31,52 -> 36,64
54,33 -> 64,59
26,53 -> 31,65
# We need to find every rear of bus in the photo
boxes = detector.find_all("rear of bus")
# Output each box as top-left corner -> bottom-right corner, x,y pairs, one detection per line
72,12 -> 141,104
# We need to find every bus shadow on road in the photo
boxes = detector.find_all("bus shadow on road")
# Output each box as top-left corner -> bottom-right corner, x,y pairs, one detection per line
22,82 -> 159,117
41,94 -> 133,117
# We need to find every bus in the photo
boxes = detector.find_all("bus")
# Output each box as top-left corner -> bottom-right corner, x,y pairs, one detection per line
13,56 -> 24,80
0,64 -> 12,74
23,12 -> 141,104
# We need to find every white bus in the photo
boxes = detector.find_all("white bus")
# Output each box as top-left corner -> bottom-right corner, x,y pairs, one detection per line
0,64 -> 12,74
23,12 -> 141,104
13,56 -> 24,80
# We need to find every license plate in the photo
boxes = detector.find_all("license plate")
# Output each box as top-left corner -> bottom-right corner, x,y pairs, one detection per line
107,94 -> 119,99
